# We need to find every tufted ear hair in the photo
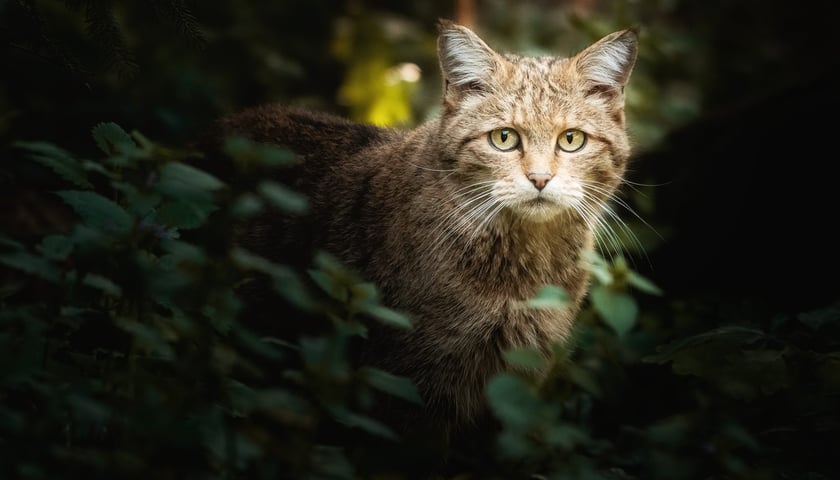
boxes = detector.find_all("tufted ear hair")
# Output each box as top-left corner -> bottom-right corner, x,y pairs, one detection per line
574,27 -> 639,97
437,19 -> 506,105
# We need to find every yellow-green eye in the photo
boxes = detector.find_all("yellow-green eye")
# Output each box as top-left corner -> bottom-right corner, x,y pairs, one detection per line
557,129 -> 586,152
488,128 -> 521,151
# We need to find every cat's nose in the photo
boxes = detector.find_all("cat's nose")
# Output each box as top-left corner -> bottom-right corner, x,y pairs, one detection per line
527,172 -> 553,191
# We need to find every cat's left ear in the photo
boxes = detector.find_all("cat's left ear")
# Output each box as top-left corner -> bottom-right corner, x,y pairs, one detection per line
574,27 -> 639,97
437,19 -> 507,106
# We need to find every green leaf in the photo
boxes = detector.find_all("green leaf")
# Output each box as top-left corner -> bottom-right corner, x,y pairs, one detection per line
486,374 -> 542,431
526,285 -> 569,309
496,429 -> 534,459
254,389 -> 313,426
112,182 -> 162,216
224,136 -> 297,167
152,163 -> 223,229
645,415 -> 691,445
80,159 -> 115,178
230,193 -> 264,218
156,199 -> 216,230
330,407 -> 398,440
644,326 -> 767,365
231,249 -> 315,310
361,304 -> 412,329
627,270 -> 663,295
545,424 -> 589,450
82,273 -> 122,296
232,248 -> 288,277
299,335 -> 352,383
116,319 -> 175,360
798,306 -> 840,331
258,180 -> 308,214
349,282 -> 378,304
0,235 -> 24,251
157,161 -> 225,196
584,250 -> 612,285
643,327 -> 786,401
0,250 -> 61,282
56,190 -> 133,234
566,363 -> 603,397
590,285 -> 638,336
91,122 -> 137,155
720,422 -> 760,453
37,234 -> 74,261
161,239 -> 207,264
309,269 -> 347,302
502,347 -> 545,370
15,141 -> 92,188
235,330 -> 286,361
309,446 -> 356,480
361,367 -> 422,405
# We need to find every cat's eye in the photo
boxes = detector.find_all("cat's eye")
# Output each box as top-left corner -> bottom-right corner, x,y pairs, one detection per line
557,129 -> 587,152
488,128 -> 521,151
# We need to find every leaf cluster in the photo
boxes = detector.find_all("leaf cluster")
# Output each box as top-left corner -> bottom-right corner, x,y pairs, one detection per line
0,124 -> 419,479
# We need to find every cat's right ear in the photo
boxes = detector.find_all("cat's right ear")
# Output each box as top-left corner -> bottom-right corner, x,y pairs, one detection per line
437,19 -> 505,106
574,27 -> 639,99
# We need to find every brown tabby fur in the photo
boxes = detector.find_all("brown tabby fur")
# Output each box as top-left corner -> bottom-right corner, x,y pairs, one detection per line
206,20 -> 638,434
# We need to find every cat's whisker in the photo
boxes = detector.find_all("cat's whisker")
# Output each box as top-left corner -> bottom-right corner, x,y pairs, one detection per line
613,171 -> 672,188
582,194 -> 633,258
428,188 -> 498,257
598,202 -> 649,267
409,162 -> 458,173
580,185 -> 653,269
470,200 -> 507,244
568,201 -> 612,260
582,181 -> 663,242
456,193 -> 501,234
451,179 -> 497,196
601,203 -> 649,259
438,202 -> 500,258
576,199 -> 623,260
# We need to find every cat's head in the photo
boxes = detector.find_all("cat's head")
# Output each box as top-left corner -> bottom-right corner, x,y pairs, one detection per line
435,20 -> 638,223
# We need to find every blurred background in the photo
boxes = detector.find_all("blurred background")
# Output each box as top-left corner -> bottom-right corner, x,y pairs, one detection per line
3,0 -> 840,478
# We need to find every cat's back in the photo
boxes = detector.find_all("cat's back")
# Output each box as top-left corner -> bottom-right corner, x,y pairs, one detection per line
210,104 -> 398,163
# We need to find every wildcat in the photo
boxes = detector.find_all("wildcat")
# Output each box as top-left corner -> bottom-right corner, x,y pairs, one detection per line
205,19 -> 638,435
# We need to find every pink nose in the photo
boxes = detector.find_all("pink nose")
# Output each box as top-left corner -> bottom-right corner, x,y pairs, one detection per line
527,172 -> 553,191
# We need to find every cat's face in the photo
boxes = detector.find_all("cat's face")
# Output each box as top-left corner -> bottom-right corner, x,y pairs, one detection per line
437,22 -> 638,224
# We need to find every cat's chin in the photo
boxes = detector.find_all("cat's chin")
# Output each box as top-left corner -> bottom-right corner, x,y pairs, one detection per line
512,198 -> 569,223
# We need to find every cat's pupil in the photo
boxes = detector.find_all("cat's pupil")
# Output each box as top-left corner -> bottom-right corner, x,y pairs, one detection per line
500,129 -> 509,142
565,131 -> 574,144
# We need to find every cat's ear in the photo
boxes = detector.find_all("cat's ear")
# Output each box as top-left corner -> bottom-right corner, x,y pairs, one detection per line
574,27 -> 639,98
437,19 -> 505,104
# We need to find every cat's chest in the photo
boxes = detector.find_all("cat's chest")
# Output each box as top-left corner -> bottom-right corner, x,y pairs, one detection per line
450,227 -> 588,298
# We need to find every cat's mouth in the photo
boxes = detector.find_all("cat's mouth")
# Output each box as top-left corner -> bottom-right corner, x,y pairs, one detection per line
515,196 -> 567,221
525,196 -> 559,208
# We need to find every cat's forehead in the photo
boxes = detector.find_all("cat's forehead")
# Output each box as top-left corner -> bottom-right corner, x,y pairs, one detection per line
502,54 -> 577,91
477,55 -> 587,129
503,53 -> 571,72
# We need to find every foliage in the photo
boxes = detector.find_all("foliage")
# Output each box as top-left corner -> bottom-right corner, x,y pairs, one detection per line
0,124 -> 420,478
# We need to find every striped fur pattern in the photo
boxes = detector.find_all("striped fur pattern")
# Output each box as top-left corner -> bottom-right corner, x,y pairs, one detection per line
213,20 -> 638,433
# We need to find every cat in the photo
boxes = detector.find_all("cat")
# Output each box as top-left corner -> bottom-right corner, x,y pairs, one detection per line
204,19 -> 638,436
